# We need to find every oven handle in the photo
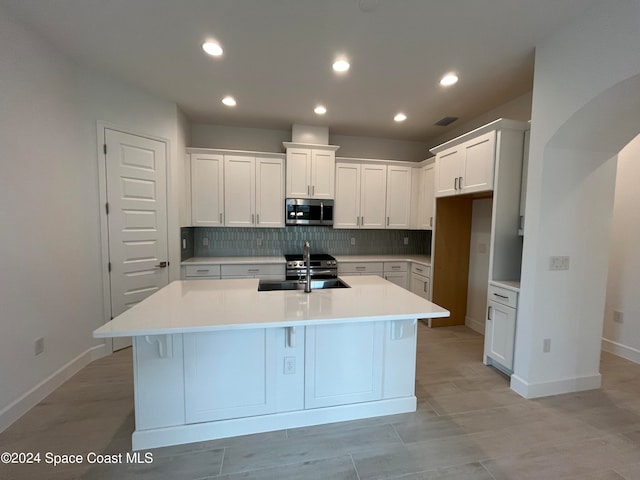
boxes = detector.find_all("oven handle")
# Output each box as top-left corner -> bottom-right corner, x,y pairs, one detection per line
320,201 -> 324,223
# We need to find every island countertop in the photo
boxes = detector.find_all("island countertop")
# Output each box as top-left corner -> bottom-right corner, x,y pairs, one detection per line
93,275 -> 449,338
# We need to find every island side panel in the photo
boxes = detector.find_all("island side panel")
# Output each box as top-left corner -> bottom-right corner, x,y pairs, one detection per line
382,319 -> 418,399
134,334 -> 186,431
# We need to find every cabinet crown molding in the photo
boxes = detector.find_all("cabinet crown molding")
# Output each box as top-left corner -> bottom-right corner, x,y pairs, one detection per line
429,118 -> 529,155
187,147 -> 285,158
283,142 -> 340,151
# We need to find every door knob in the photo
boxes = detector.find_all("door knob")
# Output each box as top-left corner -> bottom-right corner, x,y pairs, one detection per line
155,261 -> 168,268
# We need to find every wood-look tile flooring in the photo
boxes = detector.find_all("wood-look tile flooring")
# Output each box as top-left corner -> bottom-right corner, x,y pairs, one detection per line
2,324 -> 640,479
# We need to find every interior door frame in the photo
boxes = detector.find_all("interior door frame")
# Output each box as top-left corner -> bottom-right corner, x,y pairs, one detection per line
96,122 -> 172,354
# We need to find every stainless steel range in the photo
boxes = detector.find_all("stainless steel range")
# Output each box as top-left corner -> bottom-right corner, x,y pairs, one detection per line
285,253 -> 338,280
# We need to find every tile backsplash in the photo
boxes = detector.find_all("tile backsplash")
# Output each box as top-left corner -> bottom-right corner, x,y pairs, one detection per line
181,226 -> 431,258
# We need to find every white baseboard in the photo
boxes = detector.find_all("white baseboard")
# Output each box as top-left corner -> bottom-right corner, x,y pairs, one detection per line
510,372 -> 601,399
465,316 -> 485,335
601,338 -> 640,364
0,344 -> 107,433
132,396 -> 417,451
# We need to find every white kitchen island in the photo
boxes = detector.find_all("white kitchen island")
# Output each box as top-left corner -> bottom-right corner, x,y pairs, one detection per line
93,275 -> 449,450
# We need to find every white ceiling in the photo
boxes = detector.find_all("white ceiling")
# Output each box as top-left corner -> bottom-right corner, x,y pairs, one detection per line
1,0 -> 599,142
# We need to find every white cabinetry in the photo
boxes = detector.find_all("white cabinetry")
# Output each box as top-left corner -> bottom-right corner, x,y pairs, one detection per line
334,162 -> 387,229
383,262 -> 408,289
519,128 -> 530,236
190,149 -> 284,228
409,263 -> 431,301
338,261 -> 384,277
191,153 -> 224,226
435,131 -> 496,197
385,166 -> 412,228
484,284 -> 518,372
184,265 -> 221,279
284,143 -> 339,199
220,263 -> 285,280
417,163 -> 435,229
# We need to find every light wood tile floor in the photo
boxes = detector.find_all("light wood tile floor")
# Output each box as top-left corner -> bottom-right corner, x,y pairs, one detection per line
2,324 -> 640,479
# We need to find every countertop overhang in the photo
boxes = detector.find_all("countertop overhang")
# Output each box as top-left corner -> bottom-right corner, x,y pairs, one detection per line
94,275 -> 449,338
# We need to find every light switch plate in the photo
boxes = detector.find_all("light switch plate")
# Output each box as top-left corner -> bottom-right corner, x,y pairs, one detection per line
549,256 -> 570,270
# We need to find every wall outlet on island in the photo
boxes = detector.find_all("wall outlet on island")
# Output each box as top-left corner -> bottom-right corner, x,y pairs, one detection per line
35,337 -> 44,356
403,237 -> 409,245
543,338 -> 551,353
613,310 -> 624,323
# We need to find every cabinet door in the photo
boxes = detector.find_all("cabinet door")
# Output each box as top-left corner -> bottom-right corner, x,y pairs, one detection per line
519,129 -> 530,235
224,155 -> 255,227
435,147 -> 463,197
410,273 -> 430,300
184,329 -> 278,423
384,272 -> 408,289
385,165 -> 412,229
334,163 -> 361,228
191,154 -> 224,226
360,164 -> 387,229
462,131 -> 495,194
310,149 -> 335,199
486,299 -> 516,370
419,164 -> 435,229
256,157 -> 284,228
305,322 -> 384,409
286,148 -> 311,197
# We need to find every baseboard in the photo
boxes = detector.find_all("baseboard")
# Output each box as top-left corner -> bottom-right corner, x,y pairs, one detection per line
0,343 -> 107,433
510,372 -> 601,399
465,316 -> 485,335
601,338 -> 640,364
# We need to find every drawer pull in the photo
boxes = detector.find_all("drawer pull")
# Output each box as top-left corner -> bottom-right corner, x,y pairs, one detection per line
248,269 -> 260,273
391,266 -> 400,269
415,267 -> 423,272
196,269 -> 209,273
493,293 -> 509,299
355,266 -> 366,270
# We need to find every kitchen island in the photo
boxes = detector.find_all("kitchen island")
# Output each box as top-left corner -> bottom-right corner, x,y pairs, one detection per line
94,275 -> 449,450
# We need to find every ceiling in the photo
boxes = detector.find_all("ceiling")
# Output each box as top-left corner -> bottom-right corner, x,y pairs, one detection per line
1,0 -> 599,142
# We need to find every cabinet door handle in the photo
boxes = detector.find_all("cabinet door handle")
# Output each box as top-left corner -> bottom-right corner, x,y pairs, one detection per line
355,266 -> 366,270
424,282 -> 427,293
219,213 -> 223,223
286,326 -> 296,348
196,269 -> 209,273
248,268 -> 260,273
312,185 -> 315,196
493,293 -> 509,300
459,176 -> 463,189
386,216 -> 390,226
361,216 -> 364,225
415,267 -> 423,272
454,177 -> 458,190
488,306 -> 492,320
430,216 -> 433,227
391,266 -> 400,269
252,213 -> 255,224
257,214 -> 260,224
307,185 -> 310,196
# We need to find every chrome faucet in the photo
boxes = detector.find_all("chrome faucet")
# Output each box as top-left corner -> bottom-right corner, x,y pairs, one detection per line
303,241 -> 311,293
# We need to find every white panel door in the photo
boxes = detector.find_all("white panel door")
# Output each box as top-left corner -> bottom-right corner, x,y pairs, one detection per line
360,164 -> 387,229
486,299 -> 516,370
285,148 -> 311,197
184,329 -> 278,423
462,131 -> 496,194
224,155 -> 255,227
305,322 -> 384,409
385,165 -> 412,229
334,163 -> 361,228
191,154 -> 224,226
255,157 -> 284,228
105,129 -> 169,351
310,149 -> 335,199
435,147 -> 464,197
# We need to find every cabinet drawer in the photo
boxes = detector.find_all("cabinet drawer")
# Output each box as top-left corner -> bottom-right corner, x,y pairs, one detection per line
221,263 -> 285,278
488,285 -> 518,308
383,262 -> 408,273
410,263 -> 430,277
185,265 -> 221,278
339,262 -> 384,274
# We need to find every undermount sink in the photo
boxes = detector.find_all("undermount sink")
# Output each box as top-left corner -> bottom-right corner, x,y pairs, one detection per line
258,278 -> 350,292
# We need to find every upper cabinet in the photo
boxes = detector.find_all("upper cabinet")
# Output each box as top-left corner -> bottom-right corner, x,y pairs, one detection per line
189,149 -> 284,228
191,153 -> 225,227
385,165 -> 412,229
411,161 -> 435,230
283,143 -> 339,199
434,131 -> 496,197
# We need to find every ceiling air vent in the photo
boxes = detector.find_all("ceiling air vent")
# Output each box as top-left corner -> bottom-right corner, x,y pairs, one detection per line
434,116 -> 458,127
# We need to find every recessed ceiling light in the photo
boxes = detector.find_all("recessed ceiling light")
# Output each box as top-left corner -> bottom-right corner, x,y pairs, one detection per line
314,105 -> 327,115
332,59 -> 350,72
222,96 -> 236,107
202,41 -> 223,57
440,73 -> 459,86
394,113 -> 407,122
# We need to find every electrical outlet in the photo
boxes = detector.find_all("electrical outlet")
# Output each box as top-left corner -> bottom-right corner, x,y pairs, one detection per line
549,256 -> 570,270
350,237 -> 356,246
613,310 -> 624,323
284,356 -> 296,375
202,237 -> 209,247
256,238 -> 263,246
543,338 -> 551,353
182,238 -> 187,249
35,337 -> 44,356
403,237 -> 409,245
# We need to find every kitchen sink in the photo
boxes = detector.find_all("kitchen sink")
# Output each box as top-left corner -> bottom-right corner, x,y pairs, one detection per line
257,278 -> 350,291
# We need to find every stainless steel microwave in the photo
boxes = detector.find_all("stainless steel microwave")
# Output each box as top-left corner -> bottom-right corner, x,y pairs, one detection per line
285,198 -> 334,226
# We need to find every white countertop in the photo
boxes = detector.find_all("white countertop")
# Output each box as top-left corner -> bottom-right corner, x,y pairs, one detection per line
335,255 -> 431,266
182,256 -> 285,265
93,275 -> 449,338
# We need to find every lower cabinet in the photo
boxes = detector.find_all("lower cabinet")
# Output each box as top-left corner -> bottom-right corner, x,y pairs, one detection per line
484,284 -> 518,371
409,264 -> 431,301
383,262 -> 408,289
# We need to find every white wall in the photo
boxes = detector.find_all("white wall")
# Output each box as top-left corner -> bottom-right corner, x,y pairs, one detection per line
0,9 -> 102,425
603,134 -> 640,363
465,199 -> 492,334
330,134 -> 429,162
513,0 -> 640,398
0,7 -> 186,430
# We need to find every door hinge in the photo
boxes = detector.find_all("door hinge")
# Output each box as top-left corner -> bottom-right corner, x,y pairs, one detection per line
103,144 -> 107,155
108,262 -> 111,272
105,202 -> 109,215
